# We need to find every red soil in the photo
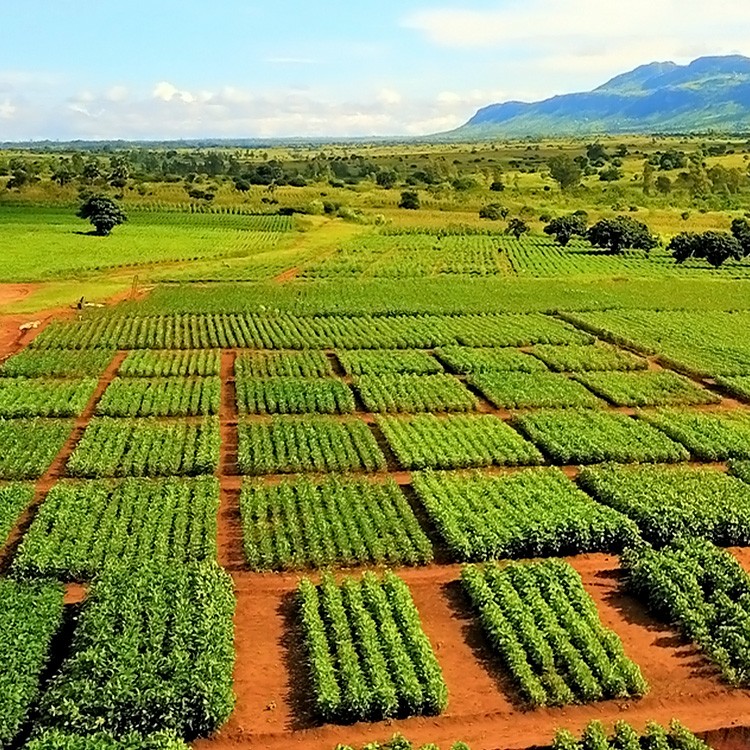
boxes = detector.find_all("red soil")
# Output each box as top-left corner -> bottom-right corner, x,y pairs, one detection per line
273,267 -> 301,283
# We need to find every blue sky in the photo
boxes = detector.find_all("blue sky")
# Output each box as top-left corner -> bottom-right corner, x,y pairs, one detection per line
1,0 -> 747,140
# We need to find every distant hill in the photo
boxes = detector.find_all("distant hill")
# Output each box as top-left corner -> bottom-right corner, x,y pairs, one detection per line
445,55 -> 750,138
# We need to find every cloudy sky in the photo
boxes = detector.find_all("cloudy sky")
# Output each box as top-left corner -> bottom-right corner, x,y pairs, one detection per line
1,0 -> 747,140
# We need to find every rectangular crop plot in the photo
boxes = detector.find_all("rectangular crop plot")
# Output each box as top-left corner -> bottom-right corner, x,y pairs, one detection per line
298,571 -> 447,723
337,349 -> 442,375
96,377 -> 220,417
378,414 -> 543,470
0,483 -> 34,547
462,561 -> 647,707
14,476 -> 219,579
412,468 -> 636,560
529,343 -> 648,372
237,417 -> 385,475
240,476 -> 432,570
235,350 -> 333,378
355,374 -> 477,413
514,408 -> 689,464
436,346 -> 548,374
0,378 -> 97,417
574,371 -> 720,407
580,464 -> 750,546
640,408 -> 750,461
470,372 -> 602,409
0,349 -> 113,378
717,375 -> 750,402
119,349 -> 220,377
67,417 -> 220,478
36,562 -> 234,739
0,418 -> 72,479
236,377 -> 355,414
625,538 -> 750,687
0,579 -> 64,748
449,313 -> 592,347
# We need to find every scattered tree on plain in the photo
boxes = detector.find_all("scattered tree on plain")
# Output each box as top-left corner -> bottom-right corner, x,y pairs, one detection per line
548,155 -> 583,191
587,217 -> 658,255
76,195 -> 128,236
669,231 -> 744,267
544,214 -> 589,246
506,218 -> 530,239
399,190 -> 420,210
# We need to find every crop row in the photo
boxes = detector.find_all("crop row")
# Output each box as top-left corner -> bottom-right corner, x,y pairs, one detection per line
67,418 -> 220,478
0,349 -> 113,378
96,377 -> 220,417
14,476 -> 218,579
378,414 -> 542,470
237,417 -> 385,474
235,350 -> 333,377
355,374 -> 477,413
119,349 -> 220,377
553,720 -> 712,750
298,571 -> 447,722
31,312 -> 591,350
236,376 -> 355,414
436,346 -> 546,374
413,469 -> 636,561
240,476 -> 431,570
337,349 -> 442,375
0,378 -> 97,417
0,483 -> 34,547
0,418 -> 72,480
529,343 -> 647,373
469,372 -> 602,409
462,560 -> 647,706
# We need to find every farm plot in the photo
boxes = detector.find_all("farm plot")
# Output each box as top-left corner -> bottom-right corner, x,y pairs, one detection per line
462,560 -> 647,707
448,314 -> 592,348
0,349 -> 113,378
625,537 -> 750,687
237,417 -> 385,475
96,377 -> 220,417
0,579 -> 64,749
298,571 -> 447,722
0,378 -> 97,417
0,483 -> 34,547
469,372 -> 602,410
716,375 -> 750,402
25,730 -> 191,749
579,464 -> 750,546
377,414 -> 543,470
235,350 -> 333,378
436,346 -> 547,374
119,349 -> 220,377
14,476 -> 218,579
34,562 -> 234,740
553,720 -> 711,750
235,377 -> 355,415
412,468 -> 636,561
240,476 -> 431,570
574,371 -> 720,407
639,408 -> 750,460
355,374 -> 477,413
0,418 -> 73,479
336,349 -> 442,375
529,343 -> 647,372
67,417 -> 220,478
514,409 -> 689,464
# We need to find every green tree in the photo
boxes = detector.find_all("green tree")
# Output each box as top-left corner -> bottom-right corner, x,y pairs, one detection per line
655,175 -> 672,195
376,169 -> 397,189
398,190 -> 420,210
506,218 -> 529,239
731,218 -> 750,256
544,214 -> 588,246
478,203 -> 507,221
587,217 -> 658,255
548,155 -> 582,191
76,195 -> 127,236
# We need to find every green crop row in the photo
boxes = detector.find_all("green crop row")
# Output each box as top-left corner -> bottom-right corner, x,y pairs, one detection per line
0,349 -> 113,378
298,571 -> 447,723
514,409 -> 689,464
0,483 -> 34,547
469,372 -> 602,409
34,562 -> 234,739
235,350 -> 333,378
240,476 -> 431,570
574,371 -> 719,407
435,346 -> 547,374
580,464 -> 750,547
462,560 -> 647,707
96,377 -> 220,417
67,418 -> 220,478
625,538 -> 750,688
24,730 -> 191,750
553,720 -> 712,750
31,312 -> 591,350
119,349 -> 220,377
0,378 -> 97,418
529,343 -> 647,373
377,414 -> 542,470
235,376 -> 355,414
0,418 -> 72,480
355,374 -> 477,413
237,417 -> 384,475
717,375 -> 750,402
336,349 -> 442,375
412,468 -> 637,561
0,580 -> 64,748
14,476 -> 218,579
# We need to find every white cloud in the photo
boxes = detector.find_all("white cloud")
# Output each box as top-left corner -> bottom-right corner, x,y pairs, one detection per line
105,86 -> 129,102
152,81 -> 195,104
377,88 -> 402,106
0,99 -> 16,119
